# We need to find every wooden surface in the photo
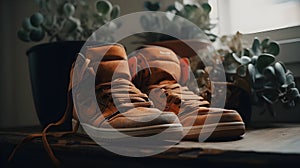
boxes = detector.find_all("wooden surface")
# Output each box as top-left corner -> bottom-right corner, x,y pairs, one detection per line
177,123 -> 300,154
1,123 -> 300,168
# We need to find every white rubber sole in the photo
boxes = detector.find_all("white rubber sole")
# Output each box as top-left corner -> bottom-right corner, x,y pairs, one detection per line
80,122 -> 183,141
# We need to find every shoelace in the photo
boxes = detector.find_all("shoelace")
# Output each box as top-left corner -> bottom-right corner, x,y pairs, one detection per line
8,89 -> 78,167
129,51 -> 210,118
8,52 -> 155,166
148,80 -> 210,117
8,54 -> 94,167
95,78 -> 153,123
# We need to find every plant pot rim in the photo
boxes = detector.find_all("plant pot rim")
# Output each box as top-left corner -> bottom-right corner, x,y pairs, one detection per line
26,41 -> 86,56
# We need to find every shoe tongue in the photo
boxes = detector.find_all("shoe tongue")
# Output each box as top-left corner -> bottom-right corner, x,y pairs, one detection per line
86,44 -> 127,61
85,44 -> 132,84
139,46 -> 181,84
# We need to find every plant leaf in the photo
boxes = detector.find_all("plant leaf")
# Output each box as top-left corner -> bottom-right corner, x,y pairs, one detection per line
261,38 -> 270,51
286,88 -> 300,100
22,18 -> 33,31
223,53 -> 241,74
29,28 -> 45,42
267,41 -> 280,56
256,53 -> 275,73
96,0 -> 112,15
274,62 -> 287,85
144,1 -> 160,11
63,3 -> 75,17
201,3 -> 212,13
30,12 -> 44,27
286,70 -> 295,84
237,65 -> 247,77
17,28 -> 31,42
240,56 -> 251,64
263,66 -> 275,79
287,82 -> 296,90
243,48 -> 252,56
110,5 -> 120,19
183,4 -> 197,17
252,37 -> 260,55
248,64 -> 256,84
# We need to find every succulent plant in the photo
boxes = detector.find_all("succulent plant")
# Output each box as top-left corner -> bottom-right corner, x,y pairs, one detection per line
17,0 -> 120,42
219,34 -> 300,116
136,0 -> 217,44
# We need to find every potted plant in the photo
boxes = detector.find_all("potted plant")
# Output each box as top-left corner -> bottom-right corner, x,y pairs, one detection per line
137,1 -> 299,125
194,33 -> 300,124
135,0 -> 216,57
17,0 -> 120,130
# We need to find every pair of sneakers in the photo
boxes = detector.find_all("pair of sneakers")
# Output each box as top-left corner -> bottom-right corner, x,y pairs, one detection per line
71,43 -> 245,141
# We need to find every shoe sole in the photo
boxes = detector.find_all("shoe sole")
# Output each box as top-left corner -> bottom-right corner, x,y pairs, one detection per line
183,121 -> 245,141
80,123 -> 183,145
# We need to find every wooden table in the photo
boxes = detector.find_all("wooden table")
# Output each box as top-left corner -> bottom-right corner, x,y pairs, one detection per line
1,123 -> 300,168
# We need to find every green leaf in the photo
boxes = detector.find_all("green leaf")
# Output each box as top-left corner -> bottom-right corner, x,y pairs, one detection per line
144,1 -> 160,11
96,0 -> 112,15
65,17 -> 80,33
232,53 -> 241,62
243,48 -> 251,56
17,28 -> 31,42
248,64 -> 256,84
261,38 -> 270,51
287,82 -> 296,90
286,70 -> 295,84
256,53 -> 275,73
240,56 -> 251,64
29,28 -> 45,42
263,66 -> 276,79
252,38 -> 260,55
223,53 -> 241,74
183,4 -> 197,17
237,65 -> 247,77
267,41 -> 280,56
274,62 -> 287,85
201,3 -> 212,13
63,3 -> 75,17
30,12 -> 44,27
286,88 -> 300,100
251,55 -> 258,64
46,0 -> 54,11
22,18 -> 33,31
110,5 -> 120,19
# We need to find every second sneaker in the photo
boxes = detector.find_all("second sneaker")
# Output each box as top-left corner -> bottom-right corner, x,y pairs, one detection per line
129,45 -> 245,140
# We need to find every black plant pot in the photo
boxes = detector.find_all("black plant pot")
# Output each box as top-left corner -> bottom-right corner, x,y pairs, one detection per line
27,41 -> 85,131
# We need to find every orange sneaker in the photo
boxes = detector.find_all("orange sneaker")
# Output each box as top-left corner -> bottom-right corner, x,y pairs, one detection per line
129,45 -> 245,140
71,43 -> 183,140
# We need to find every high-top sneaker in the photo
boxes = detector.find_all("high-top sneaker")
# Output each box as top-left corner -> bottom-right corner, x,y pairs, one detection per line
129,45 -> 245,140
70,43 -> 183,140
